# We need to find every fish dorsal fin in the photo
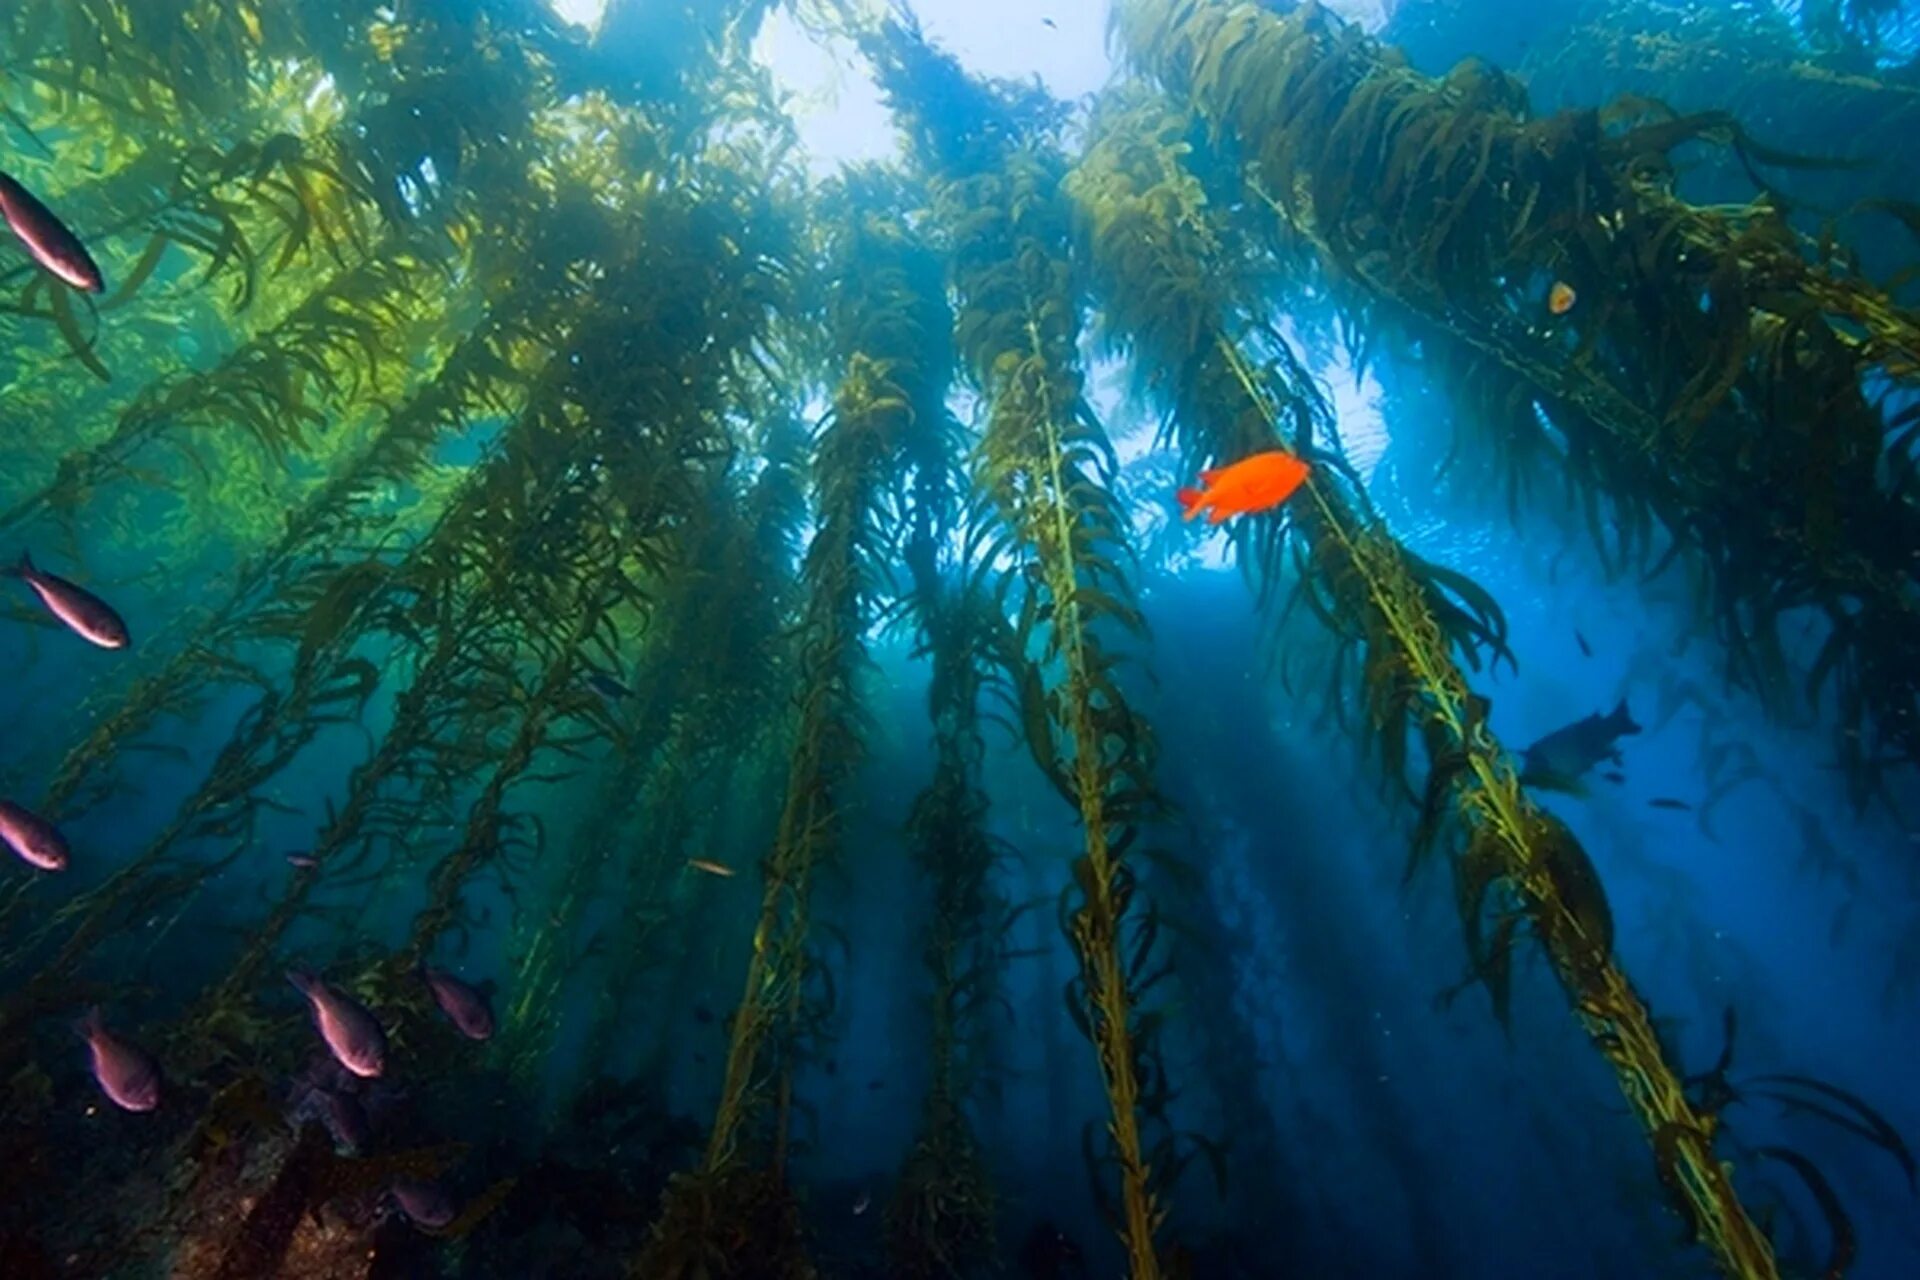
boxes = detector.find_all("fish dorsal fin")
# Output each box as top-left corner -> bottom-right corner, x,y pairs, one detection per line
1199,467 -> 1225,485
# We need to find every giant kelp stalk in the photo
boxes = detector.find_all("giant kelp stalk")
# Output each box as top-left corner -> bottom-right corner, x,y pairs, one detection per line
1070,86 -> 1779,1280
866,25 -> 1198,1277
1117,0 -> 1920,811
0,150 -> 632,1020
0,0 -> 568,561
553,442 -> 806,1097
638,180 -> 931,1280
371,177 -> 802,1005
0,573 -> 383,1069
179,355 -> 621,1059
11,249 -> 560,836
1,0 -> 794,1038
885,566 -> 1009,1280
0,0 -> 587,837
841,172 -> 1007,1279
347,126 -> 803,1011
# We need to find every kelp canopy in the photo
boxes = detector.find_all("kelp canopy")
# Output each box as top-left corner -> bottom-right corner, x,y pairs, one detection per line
0,2 -> 1916,1279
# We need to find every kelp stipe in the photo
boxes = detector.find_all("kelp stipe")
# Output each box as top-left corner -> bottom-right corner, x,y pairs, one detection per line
887,468 -> 1006,1277
1071,78 -> 1777,1280
1116,0 -> 1920,813
866,20 -> 1218,1277
636,168 -> 946,1279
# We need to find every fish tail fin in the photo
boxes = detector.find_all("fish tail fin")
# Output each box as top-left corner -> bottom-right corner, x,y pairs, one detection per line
1614,697 -> 1642,735
5,551 -> 30,579
1199,467 -> 1225,485
286,968 -> 317,998
1176,487 -> 1206,521
72,1005 -> 102,1040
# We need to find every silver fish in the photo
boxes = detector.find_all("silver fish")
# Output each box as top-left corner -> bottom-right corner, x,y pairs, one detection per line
420,966 -> 494,1041
75,1007 -> 160,1112
8,551 -> 129,649
391,1177 -> 456,1229
287,969 -> 388,1079
0,170 -> 105,293
0,799 -> 68,871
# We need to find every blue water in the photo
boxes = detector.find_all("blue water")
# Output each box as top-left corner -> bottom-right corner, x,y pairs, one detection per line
2,1 -> 1918,1278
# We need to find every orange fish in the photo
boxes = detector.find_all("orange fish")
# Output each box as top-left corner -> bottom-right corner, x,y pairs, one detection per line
1548,281 -> 1576,315
687,857 -> 735,879
1176,450 -> 1310,525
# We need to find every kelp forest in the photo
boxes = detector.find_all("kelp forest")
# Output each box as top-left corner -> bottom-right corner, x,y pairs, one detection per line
1,0 -> 1917,1277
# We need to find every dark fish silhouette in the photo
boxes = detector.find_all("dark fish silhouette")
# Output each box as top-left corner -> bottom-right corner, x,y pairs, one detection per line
1575,630 -> 1591,657
1601,771 -> 1625,785
0,799 -> 68,871
320,1088 -> 370,1153
391,1177 -> 457,1229
75,1007 -> 161,1112
1520,699 -> 1640,792
8,551 -> 129,649
0,170 -> 105,292
586,672 -> 630,701
1649,797 -> 1692,812
692,1004 -> 714,1025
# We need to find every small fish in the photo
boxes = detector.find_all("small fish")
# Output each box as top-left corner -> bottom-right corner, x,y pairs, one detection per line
867,1078 -> 884,1091
420,966 -> 495,1041
390,1177 -> 456,1229
586,672 -> 630,701
687,857 -> 735,879
1601,771 -> 1625,785
8,552 -> 129,649
0,799 -> 69,871
320,1088 -> 370,1153
1176,450 -> 1311,526
1575,630 -> 1591,658
285,853 -> 318,869
291,1077 -> 371,1154
0,170 -> 105,292
287,969 -> 388,1079
692,1004 -> 715,1025
853,1190 -> 871,1216
1042,16 -> 1057,26
1649,798 -> 1692,811
1548,281 -> 1576,315
1521,698 -> 1640,791
75,1007 -> 161,1112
